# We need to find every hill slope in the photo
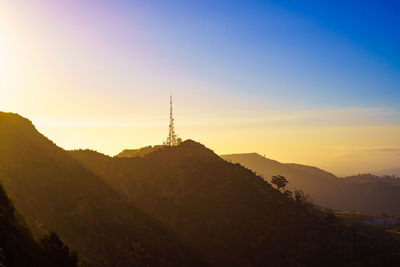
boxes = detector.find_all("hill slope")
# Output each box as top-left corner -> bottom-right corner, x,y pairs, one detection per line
221,153 -> 400,215
116,145 -> 163,158
71,141 -> 400,266
376,167 -> 400,177
343,173 -> 400,186
0,112 -> 199,267
0,182 -> 77,267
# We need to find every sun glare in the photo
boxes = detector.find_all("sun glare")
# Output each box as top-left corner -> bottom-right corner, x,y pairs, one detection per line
0,35 -> 7,82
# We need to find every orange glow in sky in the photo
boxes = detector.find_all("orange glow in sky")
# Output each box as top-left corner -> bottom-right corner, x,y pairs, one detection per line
1,1 -> 399,176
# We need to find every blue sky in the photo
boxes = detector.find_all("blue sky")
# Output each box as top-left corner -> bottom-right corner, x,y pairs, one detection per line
127,0 -> 400,108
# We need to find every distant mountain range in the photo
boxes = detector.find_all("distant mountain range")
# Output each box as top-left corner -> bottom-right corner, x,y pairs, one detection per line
0,111 -> 400,266
221,153 -> 400,215
343,173 -> 400,186
375,167 -> 400,177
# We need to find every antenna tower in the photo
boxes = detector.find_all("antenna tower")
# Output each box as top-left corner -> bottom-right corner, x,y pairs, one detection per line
164,95 -> 181,146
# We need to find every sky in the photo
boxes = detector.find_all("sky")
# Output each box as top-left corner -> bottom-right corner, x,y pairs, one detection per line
0,0 -> 399,176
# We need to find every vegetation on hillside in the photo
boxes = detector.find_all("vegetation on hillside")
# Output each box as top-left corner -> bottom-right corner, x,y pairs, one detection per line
1,111 -> 399,266
71,140 -> 400,266
222,153 -> 400,215
116,145 -> 163,158
0,112 -> 200,267
0,182 -> 77,267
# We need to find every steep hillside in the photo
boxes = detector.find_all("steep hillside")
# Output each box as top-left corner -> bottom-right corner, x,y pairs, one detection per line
71,141 -> 400,266
0,112 -> 199,267
221,153 -> 400,215
0,182 -> 77,267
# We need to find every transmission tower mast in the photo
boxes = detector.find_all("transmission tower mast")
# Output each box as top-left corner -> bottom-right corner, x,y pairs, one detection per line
163,95 -> 181,146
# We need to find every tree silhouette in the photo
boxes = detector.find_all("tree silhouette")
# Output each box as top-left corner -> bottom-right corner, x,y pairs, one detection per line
40,232 -> 78,267
294,190 -> 306,203
271,175 -> 288,191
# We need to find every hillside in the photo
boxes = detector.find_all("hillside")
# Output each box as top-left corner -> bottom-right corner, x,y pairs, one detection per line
0,182 -> 77,267
221,153 -> 337,193
343,174 -> 400,186
376,167 -> 400,177
71,141 -> 400,266
116,145 -> 163,158
221,153 -> 400,215
1,111 -> 400,266
0,112 -> 199,267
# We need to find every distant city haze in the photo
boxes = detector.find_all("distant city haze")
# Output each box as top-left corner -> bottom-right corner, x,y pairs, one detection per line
1,1 -> 399,176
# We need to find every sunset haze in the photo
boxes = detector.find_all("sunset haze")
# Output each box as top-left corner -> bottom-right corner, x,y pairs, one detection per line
1,0 -> 399,176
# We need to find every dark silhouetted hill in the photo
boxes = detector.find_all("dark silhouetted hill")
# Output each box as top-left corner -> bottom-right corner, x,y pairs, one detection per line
71,141 -> 400,266
0,182 -> 77,267
222,153 -> 400,215
0,112 -> 200,267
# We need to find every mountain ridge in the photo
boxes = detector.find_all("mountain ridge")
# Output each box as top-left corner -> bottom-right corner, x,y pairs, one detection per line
0,111 -> 200,267
221,152 -> 400,215
1,111 -> 400,266
343,173 -> 400,185
71,140 -> 400,266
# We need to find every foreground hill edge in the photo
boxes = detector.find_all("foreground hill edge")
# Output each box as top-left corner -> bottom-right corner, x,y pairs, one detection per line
0,112 -> 201,266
